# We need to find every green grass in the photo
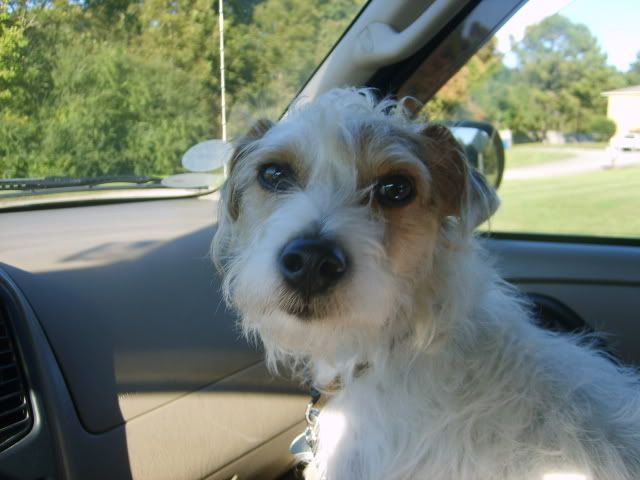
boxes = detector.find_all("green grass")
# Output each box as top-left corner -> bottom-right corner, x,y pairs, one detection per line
535,141 -> 608,150
486,166 -> 640,237
506,145 -> 576,169
571,142 -> 609,149
505,142 -> 609,169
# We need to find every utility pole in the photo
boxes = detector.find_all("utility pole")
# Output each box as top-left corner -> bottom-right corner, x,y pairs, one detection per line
218,0 -> 228,176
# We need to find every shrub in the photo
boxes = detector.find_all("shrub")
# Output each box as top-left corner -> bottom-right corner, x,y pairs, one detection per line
589,116 -> 617,141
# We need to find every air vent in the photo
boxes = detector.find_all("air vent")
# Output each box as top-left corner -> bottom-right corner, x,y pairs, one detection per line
0,307 -> 32,451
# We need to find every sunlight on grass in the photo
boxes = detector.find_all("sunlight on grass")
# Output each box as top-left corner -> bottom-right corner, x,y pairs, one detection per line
533,142 -> 608,150
488,166 -> 640,238
506,145 -> 576,169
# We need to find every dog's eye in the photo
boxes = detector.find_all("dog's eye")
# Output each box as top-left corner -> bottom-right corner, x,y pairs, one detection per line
257,163 -> 295,192
375,174 -> 415,207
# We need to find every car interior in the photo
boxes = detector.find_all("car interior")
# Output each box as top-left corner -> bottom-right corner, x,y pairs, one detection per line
1,0 -> 639,479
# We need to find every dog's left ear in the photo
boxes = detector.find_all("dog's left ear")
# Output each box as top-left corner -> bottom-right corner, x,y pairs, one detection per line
222,119 -> 274,221
213,119 -> 274,272
420,124 -> 499,229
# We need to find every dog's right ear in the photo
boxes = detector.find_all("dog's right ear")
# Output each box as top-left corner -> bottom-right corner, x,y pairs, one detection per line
418,123 -> 499,231
222,119 -> 274,221
464,167 -> 500,231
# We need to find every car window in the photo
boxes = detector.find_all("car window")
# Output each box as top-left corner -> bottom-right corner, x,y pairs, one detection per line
405,0 -> 640,239
0,0 -> 366,207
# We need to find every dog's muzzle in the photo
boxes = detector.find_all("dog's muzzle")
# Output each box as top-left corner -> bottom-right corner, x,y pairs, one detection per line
278,236 -> 348,298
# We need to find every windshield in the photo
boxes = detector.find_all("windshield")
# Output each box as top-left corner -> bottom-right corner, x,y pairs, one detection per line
0,0 -> 365,204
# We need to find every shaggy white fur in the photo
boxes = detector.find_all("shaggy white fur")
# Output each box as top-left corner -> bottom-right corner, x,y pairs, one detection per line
212,88 -> 640,480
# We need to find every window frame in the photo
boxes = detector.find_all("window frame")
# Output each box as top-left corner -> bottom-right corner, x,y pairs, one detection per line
366,0 -> 640,245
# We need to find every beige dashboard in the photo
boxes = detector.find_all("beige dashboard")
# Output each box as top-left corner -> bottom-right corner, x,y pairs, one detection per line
0,194 -> 307,480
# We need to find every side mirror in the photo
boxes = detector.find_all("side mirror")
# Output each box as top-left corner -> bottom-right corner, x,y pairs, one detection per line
449,121 -> 505,189
158,140 -> 233,190
181,140 -> 233,173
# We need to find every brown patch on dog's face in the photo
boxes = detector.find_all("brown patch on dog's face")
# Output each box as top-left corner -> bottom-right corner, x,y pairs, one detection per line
350,122 -> 468,215
380,188 -> 441,280
344,125 -> 467,279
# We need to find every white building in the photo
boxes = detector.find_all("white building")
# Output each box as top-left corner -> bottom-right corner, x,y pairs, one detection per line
602,85 -> 640,135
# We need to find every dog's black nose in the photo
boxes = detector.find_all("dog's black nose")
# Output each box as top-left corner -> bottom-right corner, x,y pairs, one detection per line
279,237 -> 348,296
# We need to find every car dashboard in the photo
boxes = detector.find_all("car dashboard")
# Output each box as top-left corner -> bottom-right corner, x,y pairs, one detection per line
0,194 -> 308,480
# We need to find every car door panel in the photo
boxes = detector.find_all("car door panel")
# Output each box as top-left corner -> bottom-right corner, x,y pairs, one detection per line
483,237 -> 640,365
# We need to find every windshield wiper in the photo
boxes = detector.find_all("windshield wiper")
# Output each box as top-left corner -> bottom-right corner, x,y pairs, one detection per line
0,175 -> 162,191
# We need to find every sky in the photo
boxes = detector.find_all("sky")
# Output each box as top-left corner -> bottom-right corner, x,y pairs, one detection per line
495,0 -> 639,72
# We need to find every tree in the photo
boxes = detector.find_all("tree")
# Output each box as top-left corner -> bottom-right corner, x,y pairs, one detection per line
589,116 -> 616,141
507,14 -> 624,136
423,38 -> 503,121
627,51 -> 640,86
36,42 -> 213,177
224,0 -> 362,134
0,3 -> 55,177
0,0 -> 365,178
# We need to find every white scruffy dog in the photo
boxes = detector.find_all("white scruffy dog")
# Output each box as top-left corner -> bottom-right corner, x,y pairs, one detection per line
212,88 -> 640,480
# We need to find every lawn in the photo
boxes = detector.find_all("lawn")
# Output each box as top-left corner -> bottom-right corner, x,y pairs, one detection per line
486,165 -> 640,238
506,144 -> 576,169
531,142 -> 608,150
505,142 -> 610,170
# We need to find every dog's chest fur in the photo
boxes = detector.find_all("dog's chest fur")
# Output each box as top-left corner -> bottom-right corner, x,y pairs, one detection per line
212,89 -> 640,480
306,297 -> 640,480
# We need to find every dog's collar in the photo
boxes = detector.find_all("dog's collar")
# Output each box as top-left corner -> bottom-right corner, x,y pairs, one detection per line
289,362 -> 370,466
314,361 -> 370,394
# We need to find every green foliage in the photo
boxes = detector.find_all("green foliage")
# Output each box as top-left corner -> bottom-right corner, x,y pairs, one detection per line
1,3 -> 55,177
627,51 -> 640,86
589,116 -> 616,141
433,14 -> 627,141
509,15 -> 624,134
36,41 -> 213,176
0,0 -> 363,179
0,8 -> 27,108
224,0 -> 361,134
423,38 -> 503,121
0,4 -> 632,179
